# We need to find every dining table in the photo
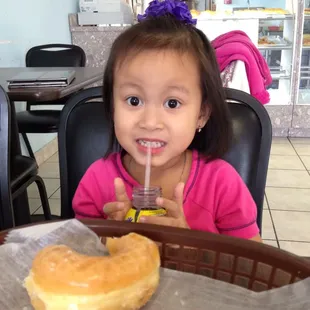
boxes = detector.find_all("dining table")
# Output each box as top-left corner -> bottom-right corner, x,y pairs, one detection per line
0,67 -> 103,226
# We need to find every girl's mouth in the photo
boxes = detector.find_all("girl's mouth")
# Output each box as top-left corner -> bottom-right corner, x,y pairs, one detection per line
136,139 -> 166,154
137,139 -> 166,148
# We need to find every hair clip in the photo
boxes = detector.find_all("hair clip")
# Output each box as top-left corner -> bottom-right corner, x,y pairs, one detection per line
137,0 -> 197,25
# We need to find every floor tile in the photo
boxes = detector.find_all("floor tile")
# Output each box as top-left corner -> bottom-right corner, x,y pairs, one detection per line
35,199 -> 61,216
50,188 -> 60,199
272,137 -> 290,144
268,155 -> 305,170
293,145 -> 310,156
279,241 -> 310,257
46,152 -> 59,163
29,199 -> 42,214
265,188 -> 310,211
261,210 -> 276,240
263,195 -> 268,210
263,240 -> 279,248
289,137 -> 310,145
27,178 -> 60,198
270,143 -> 296,155
271,210 -> 310,242
38,162 -> 59,178
266,170 -> 310,188
27,183 -> 39,199
300,156 -> 310,170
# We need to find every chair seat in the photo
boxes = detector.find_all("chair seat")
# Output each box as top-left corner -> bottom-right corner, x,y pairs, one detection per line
17,110 -> 61,133
11,155 -> 38,190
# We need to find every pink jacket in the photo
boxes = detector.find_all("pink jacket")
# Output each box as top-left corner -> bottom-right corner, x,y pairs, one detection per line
212,30 -> 272,104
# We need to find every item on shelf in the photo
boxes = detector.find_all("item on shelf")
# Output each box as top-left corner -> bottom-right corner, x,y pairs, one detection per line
200,9 -> 218,16
262,8 -> 290,14
303,34 -> 310,46
258,35 -> 290,47
259,37 -> 275,45
305,8 -> 310,15
190,9 -> 200,18
234,7 -> 290,16
194,7 -> 291,21
268,26 -> 280,32
77,0 -> 134,25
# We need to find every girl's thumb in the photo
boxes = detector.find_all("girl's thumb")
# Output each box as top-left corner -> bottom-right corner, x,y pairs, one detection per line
114,178 -> 130,202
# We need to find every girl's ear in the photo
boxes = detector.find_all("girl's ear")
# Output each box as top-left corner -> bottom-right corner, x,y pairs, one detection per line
197,103 -> 211,130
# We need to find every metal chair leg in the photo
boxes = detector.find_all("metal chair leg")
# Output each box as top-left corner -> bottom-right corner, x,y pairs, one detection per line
34,176 -> 52,220
22,133 -> 35,159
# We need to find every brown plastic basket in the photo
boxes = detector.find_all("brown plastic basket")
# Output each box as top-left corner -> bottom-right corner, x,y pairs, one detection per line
1,219 -> 310,292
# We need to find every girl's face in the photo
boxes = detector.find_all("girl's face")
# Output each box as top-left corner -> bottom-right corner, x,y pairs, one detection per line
113,50 -> 209,168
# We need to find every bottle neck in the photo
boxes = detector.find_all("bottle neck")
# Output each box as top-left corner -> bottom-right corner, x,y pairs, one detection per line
132,186 -> 162,210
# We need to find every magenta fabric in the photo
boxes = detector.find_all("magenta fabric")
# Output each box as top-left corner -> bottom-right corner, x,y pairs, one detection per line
72,150 -> 259,239
212,30 -> 272,104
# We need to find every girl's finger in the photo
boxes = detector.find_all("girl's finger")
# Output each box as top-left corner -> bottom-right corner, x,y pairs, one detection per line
114,178 -> 130,202
156,197 -> 180,218
103,202 -> 124,215
139,215 -> 176,226
140,215 -> 189,229
107,214 -> 123,221
173,182 -> 185,208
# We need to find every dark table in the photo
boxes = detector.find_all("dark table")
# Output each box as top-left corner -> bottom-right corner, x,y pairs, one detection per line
0,67 -> 103,226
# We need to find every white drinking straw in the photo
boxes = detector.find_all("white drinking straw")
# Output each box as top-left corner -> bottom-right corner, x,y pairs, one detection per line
144,144 -> 152,188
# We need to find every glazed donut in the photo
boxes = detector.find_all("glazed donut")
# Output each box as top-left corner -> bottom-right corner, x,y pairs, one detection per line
24,233 -> 160,310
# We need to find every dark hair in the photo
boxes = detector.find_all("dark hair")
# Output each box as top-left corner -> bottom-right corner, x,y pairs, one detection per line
103,15 -> 232,161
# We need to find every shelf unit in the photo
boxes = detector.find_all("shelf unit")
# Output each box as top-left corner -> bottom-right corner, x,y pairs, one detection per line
193,1 -> 310,136
197,9 -> 295,105
258,12 -> 295,106
298,1 -> 310,104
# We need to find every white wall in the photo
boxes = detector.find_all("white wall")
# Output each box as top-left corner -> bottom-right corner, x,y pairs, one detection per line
0,0 -> 78,154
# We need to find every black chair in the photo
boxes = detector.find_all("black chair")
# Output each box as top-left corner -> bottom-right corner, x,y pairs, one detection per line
16,44 -> 86,159
222,88 -> 272,231
58,87 -> 272,232
0,86 -> 52,230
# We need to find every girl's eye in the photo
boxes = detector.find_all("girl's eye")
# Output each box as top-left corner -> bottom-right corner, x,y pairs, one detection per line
126,96 -> 142,107
164,99 -> 181,109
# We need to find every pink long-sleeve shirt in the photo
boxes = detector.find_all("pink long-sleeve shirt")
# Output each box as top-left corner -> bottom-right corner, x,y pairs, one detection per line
72,150 -> 259,239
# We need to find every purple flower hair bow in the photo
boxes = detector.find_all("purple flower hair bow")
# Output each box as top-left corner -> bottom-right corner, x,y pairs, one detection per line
137,0 -> 197,25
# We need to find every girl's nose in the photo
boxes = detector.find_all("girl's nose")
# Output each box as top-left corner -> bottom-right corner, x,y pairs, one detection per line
139,104 -> 162,130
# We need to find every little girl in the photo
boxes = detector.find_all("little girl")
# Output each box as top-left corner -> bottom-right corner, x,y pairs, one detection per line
73,0 -> 262,242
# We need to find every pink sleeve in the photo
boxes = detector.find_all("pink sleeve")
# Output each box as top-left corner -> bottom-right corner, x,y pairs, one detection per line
72,165 -> 107,220
214,163 -> 260,239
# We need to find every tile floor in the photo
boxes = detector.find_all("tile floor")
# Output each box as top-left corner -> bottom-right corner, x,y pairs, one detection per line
28,137 -> 310,257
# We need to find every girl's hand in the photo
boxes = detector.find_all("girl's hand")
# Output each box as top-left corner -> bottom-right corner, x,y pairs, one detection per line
103,178 -> 132,221
140,183 -> 189,229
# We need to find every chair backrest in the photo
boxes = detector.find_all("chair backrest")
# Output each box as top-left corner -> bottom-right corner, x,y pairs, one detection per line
222,88 -> 272,231
26,44 -> 86,67
59,87 -> 108,219
58,87 -> 272,232
0,86 -> 14,230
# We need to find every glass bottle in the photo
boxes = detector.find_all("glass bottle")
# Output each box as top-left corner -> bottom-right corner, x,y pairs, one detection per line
133,186 -> 161,210
125,186 -> 166,222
